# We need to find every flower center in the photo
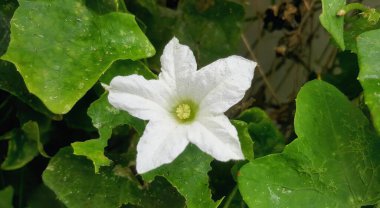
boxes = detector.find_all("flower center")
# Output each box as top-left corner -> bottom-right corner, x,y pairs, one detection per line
176,104 -> 191,120
173,100 -> 198,123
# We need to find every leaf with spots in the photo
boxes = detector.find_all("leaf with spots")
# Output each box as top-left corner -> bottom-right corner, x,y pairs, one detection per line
1,0 -> 155,114
319,0 -> 346,50
143,145 -> 220,208
238,80 -> 380,207
43,147 -> 185,208
357,29 -> 380,133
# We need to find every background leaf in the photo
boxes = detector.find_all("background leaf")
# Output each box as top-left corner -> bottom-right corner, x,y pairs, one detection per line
238,80 -> 380,207
357,29 -> 380,133
237,107 -> 285,158
1,0 -> 155,114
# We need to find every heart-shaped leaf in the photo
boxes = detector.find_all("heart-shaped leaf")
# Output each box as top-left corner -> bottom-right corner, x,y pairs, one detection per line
238,80 -> 380,207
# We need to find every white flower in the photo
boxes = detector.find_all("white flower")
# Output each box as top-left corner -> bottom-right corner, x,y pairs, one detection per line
107,37 -> 257,173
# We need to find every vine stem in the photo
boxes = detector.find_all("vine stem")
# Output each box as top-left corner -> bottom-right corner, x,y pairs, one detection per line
222,185 -> 238,208
337,3 -> 370,16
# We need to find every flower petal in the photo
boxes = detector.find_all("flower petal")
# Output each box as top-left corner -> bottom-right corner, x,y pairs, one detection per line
108,75 -> 173,121
159,37 -> 197,89
136,120 -> 189,173
191,56 -> 256,115
188,115 -> 244,161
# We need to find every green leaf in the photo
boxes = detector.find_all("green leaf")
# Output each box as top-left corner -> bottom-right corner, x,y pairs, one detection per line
128,0 -> 244,67
231,120 -> 254,161
71,92 -> 145,172
238,80 -> 380,207
357,29 -> 380,133
143,145 -> 219,208
237,107 -> 284,158
319,0 -> 346,50
0,186 -> 14,208
0,61 -> 60,120
1,0 -> 155,114
1,121 -> 47,170
43,147 -> 184,208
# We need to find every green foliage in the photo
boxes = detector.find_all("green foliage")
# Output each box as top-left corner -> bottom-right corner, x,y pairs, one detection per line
71,93 -> 145,172
127,0 -> 244,67
357,29 -> 380,133
143,145 -> 219,208
43,147 -> 184,208
231,120 -> 254,161
237,107 -> 285,158
1,121 -> 47,170
0,61 -> 60,119
71,60 -> 154,172
0,186 -> 14,208
1,0 -> 155,114
1,0 -> 380,207
27,185 -> 66,208
238,80 -> 380,207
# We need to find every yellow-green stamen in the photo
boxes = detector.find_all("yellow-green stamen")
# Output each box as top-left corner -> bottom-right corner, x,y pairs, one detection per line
176,104 -> 191,120
173,100 -> 198,123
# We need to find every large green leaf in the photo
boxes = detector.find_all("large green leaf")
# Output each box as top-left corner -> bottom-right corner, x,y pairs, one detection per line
238,80 -> 380,207
0,186 -> 14,208
127,0 -> 244,67
357,29 -> 380,133
143,145 -> 219,208
43,147 -> 185,208
71,60 -> 153,173
1,121 -> 47,170
320,0 -> 346,50
1,0 -> 155,114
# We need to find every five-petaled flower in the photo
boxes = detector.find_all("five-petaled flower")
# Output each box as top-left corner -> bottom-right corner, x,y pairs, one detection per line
107,37 -> 257,173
